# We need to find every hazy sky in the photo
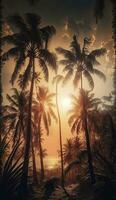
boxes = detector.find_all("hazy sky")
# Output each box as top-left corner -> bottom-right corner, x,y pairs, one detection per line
2,0 -> 114,167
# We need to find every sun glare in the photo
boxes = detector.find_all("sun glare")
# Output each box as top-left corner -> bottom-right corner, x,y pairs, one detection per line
61,96 -> 71,109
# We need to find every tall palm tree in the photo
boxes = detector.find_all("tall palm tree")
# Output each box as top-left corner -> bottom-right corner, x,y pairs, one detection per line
56,35 -> 106,184
68,89 -> 101,183
52,74 -> 66,187
2,13 -> 57,190
33,87 -> 57,181
56,35 -> 106,90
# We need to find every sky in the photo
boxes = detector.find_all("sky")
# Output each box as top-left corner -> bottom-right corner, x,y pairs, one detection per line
2,0 -> 114,168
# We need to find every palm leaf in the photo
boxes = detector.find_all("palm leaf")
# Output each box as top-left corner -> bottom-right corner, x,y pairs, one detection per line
56,47 -> 76,62
64,160 -> 80,175
21,59 -> 32,89
7,14 -> 28,33
93,68 -> 106,81
83,70 -> 94,90
39,58 -> 49,81
90,48 -> 106,57
11,52 -> 25,84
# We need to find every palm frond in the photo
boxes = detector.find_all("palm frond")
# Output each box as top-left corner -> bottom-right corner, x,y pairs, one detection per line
11,53 -> 25,85
43,111 -> 49,135
56,47 -> 76,62
40,50 -> 57,71
83,70 -> 94,90
2,47 -> 19,62
49,108 -> 57,122
7,14 -> 28,33
52,75 -> 64,85
21,59 -> 32,89
64,160 -> 80,175
90,48 -> 106,57
93,68 -> 106,81
39,58 -> 49,81
63,69 -> 73,85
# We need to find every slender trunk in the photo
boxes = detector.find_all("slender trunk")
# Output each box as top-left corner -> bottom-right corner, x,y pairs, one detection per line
80,72 -> 83,90
84,110 -> 96,184
38,117 -> 45,182
0,0 -> 3,143
21,57 -> 35,192
81,71 -> 95,184
31,139 -> 38,184
56,83 -> 64,187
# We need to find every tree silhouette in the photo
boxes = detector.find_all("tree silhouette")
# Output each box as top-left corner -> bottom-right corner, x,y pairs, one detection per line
2,13 -> 57,191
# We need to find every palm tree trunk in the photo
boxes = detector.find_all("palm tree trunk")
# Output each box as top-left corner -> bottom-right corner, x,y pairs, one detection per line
38,117 -> 45,182
31,139 -> 38,185
84,112 -> 96,184
0,0 -> 3,143
21,58 -> 35,192
56,83 -> 64,187
81,72 -> 83,90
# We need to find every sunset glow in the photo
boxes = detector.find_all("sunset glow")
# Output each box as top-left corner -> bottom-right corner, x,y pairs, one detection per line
61,96 -> 71,109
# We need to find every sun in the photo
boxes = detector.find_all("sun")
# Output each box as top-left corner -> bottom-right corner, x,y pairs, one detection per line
61,96 -> 71,109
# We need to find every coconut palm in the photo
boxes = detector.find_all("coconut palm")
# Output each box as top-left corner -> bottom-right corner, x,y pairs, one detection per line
94,0 -> 116,125
56,35 -> 106,90
63,137 -> 82,165
2,13 -> 57,190
68,89 -> 101,183
3,88 -> 28,144
52,74 -> 66,188
33,87 -> 57,181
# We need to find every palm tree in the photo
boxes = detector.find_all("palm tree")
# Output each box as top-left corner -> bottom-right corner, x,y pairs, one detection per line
68,89 -> 101,183
94,0 -> 116,124
63,137 -> 82,165
33,87 -> 57,181
52,74 -> 66,187
3,88 -> 28,144
56,35 -> 106,90
2,13 -> 57,190
56,35 -> 106,184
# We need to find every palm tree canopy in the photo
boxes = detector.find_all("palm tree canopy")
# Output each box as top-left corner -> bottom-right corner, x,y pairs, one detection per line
3,88 -> 28,142
2,13 -> 57,86
68,89 -> 101,134
56,35 -> 106,90
33,87 -> 57,135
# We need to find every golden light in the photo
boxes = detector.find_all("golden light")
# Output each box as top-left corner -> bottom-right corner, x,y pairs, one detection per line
46,157 -> 58,169
61,96 -> 71,109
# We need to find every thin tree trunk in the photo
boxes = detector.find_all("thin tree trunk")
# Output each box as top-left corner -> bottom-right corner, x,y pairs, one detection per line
80,72 -> 83,90
21,57 -> 35,192
81,71 -> 95,184
84,111 -> 96,184
56,83 -> 64,187
38,117 -> 45,182
0,0 -> 3,143
31,139 -> 38,185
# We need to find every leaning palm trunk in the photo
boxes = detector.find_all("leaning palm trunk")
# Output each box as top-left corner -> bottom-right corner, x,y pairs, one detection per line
38,117 -> 45,182
56,83 -> 64,187
83,110 -> 96,184
21,58 -> 35,192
